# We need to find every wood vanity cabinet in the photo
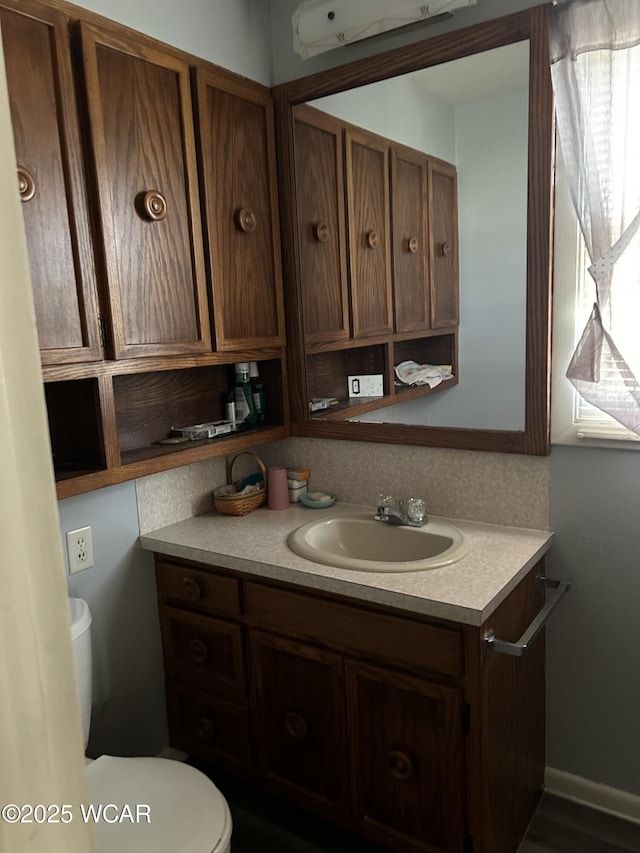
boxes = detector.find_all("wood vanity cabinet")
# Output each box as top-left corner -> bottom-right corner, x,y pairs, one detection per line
154,554 -> 546,853
193,66 -> 286,351
0,0 -> 102,365
78,21 -> 211,359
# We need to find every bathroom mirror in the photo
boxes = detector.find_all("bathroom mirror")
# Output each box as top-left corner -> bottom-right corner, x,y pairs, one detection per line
274,6 -> 553,455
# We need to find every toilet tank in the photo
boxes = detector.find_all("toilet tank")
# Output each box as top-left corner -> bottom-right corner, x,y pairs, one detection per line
69,597 -> 92,749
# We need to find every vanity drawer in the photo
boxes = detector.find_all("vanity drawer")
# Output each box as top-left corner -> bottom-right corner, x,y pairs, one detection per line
166,680 -> 251,774
155,558 -> 241,617
244,582 -> 463,679
159,606 -> 246,700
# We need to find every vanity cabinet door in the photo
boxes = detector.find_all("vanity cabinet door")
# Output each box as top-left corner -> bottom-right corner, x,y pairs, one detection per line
249,630 -> 349,820
345,127 -> 393,338
293,105 -> 350,345
346,659 -> 466,853
391,144 -> 430,333
194,67 -> 285,351
429,159 -> 459,328
1,0 -> 102,365
78,22 -> 211,359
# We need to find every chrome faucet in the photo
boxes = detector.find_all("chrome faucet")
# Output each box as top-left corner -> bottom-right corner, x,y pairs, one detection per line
375,495 -> 428,527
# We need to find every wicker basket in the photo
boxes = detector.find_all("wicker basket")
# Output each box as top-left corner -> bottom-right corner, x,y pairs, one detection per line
213,451 -> 267,516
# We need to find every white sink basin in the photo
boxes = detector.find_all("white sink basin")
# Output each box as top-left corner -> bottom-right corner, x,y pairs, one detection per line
287,512 -> 468,572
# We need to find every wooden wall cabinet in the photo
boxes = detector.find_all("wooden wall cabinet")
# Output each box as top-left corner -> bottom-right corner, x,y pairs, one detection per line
0,0 -> 102,366
193,66 -> 286,351
292,104 -> 459,422
78,21 -> 211,360
2,0 -> 290,497
155,554 -> 546,853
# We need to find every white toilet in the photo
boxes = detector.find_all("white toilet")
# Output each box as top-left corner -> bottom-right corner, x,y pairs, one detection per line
69,597 -> 232,853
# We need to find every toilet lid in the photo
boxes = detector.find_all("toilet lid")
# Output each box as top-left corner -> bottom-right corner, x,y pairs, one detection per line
87,755 -> 230,853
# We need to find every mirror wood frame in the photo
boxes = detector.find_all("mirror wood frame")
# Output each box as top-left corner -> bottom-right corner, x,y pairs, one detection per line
273,4 -> 553,455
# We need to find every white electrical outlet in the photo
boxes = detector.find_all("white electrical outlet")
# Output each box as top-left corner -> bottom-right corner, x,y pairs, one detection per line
66,526 -> 94,573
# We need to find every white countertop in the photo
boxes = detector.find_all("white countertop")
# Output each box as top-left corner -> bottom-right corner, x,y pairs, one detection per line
139,502 -> 553,626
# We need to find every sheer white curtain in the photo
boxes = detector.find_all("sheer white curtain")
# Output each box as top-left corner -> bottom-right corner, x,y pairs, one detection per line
549,0 -> 640,434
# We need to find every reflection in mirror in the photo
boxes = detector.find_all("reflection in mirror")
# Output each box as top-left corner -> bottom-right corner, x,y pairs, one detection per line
309,42 -> 529,430
274,6 -> 553,455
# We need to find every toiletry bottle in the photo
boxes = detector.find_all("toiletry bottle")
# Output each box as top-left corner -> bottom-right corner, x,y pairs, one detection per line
223,390 -> 235,424
249,361 -> 266,424
233,362 -> 257,427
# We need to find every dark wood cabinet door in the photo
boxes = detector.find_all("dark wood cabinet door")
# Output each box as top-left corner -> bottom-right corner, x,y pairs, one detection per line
1,0 -> 102,365
293,105 -> 350,345
429,159 -> 459,328
79,22 -> 210,359
250,630 -> 349,820
194,68 -> 285,351
345,127 -> 393,339
391,145 -> 430,333
346,659 -> 466,853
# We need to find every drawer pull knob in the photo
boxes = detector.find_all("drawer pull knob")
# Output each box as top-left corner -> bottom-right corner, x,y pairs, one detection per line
234,207 -> 257,233
389,750 -> 414,781
188,638 -> 209,664
365,229 -> 379,250
284,711 -> 308,739
182,576 -> 202,602
18,167 -> 36,202
313,221 -> 330,242
441,241 -> 451,258
408,236 -> 419,254
139,190 -> 167,221
194,716 -> 215,741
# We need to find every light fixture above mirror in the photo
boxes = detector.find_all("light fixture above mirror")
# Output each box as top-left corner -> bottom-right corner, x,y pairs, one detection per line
292,0 -> 477,59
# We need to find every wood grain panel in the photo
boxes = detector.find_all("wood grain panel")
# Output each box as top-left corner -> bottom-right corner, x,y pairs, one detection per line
194,67 -> 285,350
345,128 -> 393,338
245,582 -> 464,680
347,660 -> 465,852
155,559 -> 241,617
1,0 -> 102,364
429,160 -> 459,328
79,22 -> 210,358
250,631 -> 349,820
293,105 -> 350,344
391,146 -> 430,332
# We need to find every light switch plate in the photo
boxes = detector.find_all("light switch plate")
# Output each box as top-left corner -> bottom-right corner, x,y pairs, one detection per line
348,374 -> 384,397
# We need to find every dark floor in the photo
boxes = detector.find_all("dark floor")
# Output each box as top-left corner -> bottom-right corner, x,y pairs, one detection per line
197,764 -> 640,853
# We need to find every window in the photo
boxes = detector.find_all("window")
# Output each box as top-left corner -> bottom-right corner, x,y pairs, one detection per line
551,23 -> 640,448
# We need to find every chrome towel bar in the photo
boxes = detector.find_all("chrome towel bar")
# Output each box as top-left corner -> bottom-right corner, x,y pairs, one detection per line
483,575 -> 570,657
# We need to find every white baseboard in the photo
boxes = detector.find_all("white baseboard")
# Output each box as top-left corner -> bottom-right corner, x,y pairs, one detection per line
545,767 -> 640,825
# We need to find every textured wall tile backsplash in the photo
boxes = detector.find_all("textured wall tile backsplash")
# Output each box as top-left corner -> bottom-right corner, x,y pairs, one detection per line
136,437 -> 550,534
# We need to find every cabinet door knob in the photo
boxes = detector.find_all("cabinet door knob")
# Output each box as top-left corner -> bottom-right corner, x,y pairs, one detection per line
194,716 -> 215,741
284,711 -> 308,739
313,222 -> 330,242
234,207 -> 257,233
139,190 -> 167,221
441,241 -> 451,257
365,230 -> 379,249
388,750 -> 414,781
17,167 -> 36,202
407,236 -> 419,254
187,637 -> 209,664
182,576 -> 202,602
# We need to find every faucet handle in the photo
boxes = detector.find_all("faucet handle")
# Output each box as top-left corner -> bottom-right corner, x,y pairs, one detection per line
377,493 -> 398,509
407,497 -> 427,524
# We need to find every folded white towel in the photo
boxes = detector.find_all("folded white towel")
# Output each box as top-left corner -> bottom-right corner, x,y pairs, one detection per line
394,360 -> 454,388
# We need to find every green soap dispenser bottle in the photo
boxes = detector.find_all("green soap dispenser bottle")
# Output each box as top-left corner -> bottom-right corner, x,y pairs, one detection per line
233,362 -> 257,427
